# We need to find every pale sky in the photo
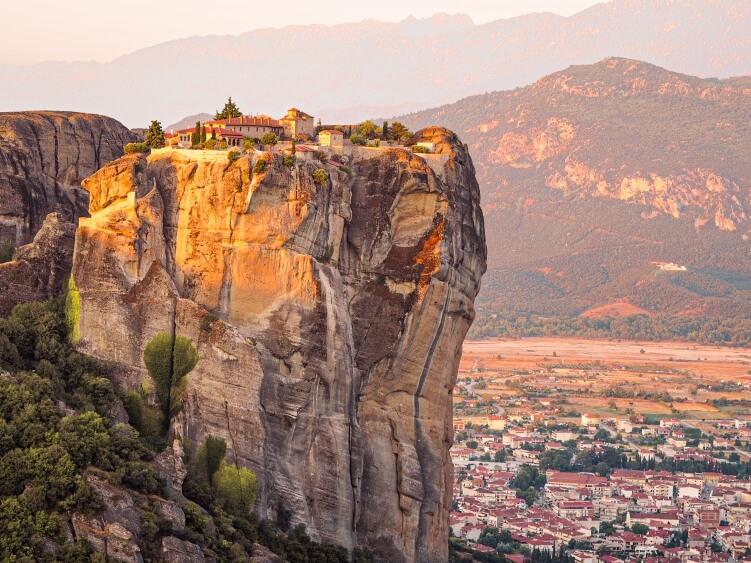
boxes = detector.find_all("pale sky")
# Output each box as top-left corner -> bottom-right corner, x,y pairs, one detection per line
1,0 -> 602,65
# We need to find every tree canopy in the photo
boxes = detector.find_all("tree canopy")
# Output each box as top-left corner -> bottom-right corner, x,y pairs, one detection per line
260,132 -> 278,148
215,96 -> 243,120
143,332 -> 198,433
145,120 -> 165,148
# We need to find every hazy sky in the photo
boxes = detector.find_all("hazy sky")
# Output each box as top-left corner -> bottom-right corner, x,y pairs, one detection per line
1,0 -> 602,65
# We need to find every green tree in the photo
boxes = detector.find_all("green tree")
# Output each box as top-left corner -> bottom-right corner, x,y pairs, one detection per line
313,168 -> 328,186
631,523 -> 649,535
212,463 -> 258,516
145,120 -> 165,148
192,121 -> 201,147
215,97 -> 243,120
195,436 -> 227,481
201,126 -> 207,144
260,132 -> 278,149
478,526 -> 502,548
358,120 -> 378,139
58,411 -> 111,470
382,121 -> 389,140
390,122 -> 411,143
143,332 -> 198,434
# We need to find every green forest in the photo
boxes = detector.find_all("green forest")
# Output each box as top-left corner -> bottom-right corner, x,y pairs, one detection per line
469,312 -> 751,346
0,295 -> 373,562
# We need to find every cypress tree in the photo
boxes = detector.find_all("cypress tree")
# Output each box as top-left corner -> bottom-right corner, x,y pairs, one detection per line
201,126 -> 207,143
192,121 -> 201,146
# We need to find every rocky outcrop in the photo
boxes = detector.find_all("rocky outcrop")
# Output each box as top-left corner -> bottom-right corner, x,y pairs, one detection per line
71,475 -> 144,563
72,129 -> 486,562
0,111 -> 138,246
0,212 -> 76,313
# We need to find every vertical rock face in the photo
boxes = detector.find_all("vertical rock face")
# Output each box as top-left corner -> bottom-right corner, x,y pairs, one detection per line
0,111 -> 138,245
0,212 -> 76,314
72,128 -> 486,562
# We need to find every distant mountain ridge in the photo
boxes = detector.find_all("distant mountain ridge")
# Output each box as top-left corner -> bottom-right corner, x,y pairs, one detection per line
396,57 -> 751,325
2,0 -> 751,127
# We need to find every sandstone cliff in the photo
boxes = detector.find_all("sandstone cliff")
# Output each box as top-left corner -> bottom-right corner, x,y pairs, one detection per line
71,129 -> 486,562
0,111 -> 138,246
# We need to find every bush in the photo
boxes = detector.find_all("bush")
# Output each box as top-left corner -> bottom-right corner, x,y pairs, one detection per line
0,240 -> 13,264
124,142 -> 151,154
212,463 -> 258,516
227,150 -> 241,163
283,155 -> 295,167
349,134 -> 367,146
58,411 -> 111,470
313,169 -> 328,186
254,159 -> 268,174
195,436 -> 227,481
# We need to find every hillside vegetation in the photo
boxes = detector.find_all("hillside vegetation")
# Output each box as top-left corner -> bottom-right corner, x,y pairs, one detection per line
399,58 -> 751,343
0,295 -> 372,562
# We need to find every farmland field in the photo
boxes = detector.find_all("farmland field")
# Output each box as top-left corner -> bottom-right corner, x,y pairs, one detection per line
457,338 -> 751,421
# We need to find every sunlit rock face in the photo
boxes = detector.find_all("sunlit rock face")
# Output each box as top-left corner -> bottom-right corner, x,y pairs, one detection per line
72,128 -> 486,562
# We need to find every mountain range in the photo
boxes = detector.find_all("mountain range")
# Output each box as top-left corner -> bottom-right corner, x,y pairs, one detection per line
2,0 -> 751,127
397,57 -> 751,330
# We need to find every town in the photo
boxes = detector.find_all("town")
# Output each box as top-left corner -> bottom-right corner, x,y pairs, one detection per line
449,339 -> 751,563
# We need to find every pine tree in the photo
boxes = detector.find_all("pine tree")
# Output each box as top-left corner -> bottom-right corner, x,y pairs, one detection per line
145,120 -> 165,148
215,97 -> 242,120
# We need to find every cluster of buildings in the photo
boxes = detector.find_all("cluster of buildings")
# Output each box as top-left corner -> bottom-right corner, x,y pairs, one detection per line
450,413 -> 751,562
165,108 -> 346,149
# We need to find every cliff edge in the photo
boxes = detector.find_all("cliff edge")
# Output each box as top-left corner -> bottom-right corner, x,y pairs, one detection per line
71,128 -> 486,562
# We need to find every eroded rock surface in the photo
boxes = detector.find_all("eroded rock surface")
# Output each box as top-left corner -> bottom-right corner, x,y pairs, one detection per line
0,111 -> 137,245
72,128 -> 486,562
0,212 -> 76,313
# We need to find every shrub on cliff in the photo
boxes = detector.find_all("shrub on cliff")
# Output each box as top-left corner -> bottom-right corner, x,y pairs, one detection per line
0,240 -> 13,264
143,332 -> 198,434
212,462 -> 258,516
313,168 -> 328,186
124,142 -> 151,154
65,275 -> 80,344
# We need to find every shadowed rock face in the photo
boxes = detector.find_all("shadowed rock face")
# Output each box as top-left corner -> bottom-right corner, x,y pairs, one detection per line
0,111 -> 138,245
0,213 -> 76,314
72,127 -> 486,562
